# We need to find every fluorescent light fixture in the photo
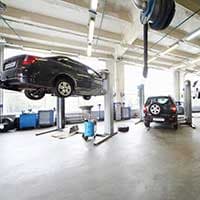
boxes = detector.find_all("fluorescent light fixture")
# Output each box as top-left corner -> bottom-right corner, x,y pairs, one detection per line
185,28 -> 200,41
160,43 -> 179,56
148,57 -> 157,63
87,44 -> 92,57
90,0 -> 98,11
88,19 -> 95,43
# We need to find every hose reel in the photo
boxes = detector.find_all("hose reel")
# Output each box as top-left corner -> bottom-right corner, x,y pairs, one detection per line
132,0 -> 176,77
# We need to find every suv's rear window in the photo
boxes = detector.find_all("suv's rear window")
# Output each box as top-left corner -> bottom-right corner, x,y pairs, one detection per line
146,97 -> 171,105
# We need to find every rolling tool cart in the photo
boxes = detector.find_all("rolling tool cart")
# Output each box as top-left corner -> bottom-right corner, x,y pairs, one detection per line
19,113 -> 38,129
38,110 -> 54,128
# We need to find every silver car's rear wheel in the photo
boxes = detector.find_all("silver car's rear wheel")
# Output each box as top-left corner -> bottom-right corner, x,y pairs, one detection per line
55,79 -> 73,98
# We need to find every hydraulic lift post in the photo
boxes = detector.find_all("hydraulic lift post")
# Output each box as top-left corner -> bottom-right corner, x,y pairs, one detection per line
0,45 -> 4,123
104,71 -> 114,135
57,97 -> 65,130
93,70 -> 117,145
36,96 -> 66,136
181,80 -> 196,129
135,84 -> 145,124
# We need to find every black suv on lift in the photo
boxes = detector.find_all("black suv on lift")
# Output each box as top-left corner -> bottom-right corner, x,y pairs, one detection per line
0,55 -> 105,100
143,96 -> 178,129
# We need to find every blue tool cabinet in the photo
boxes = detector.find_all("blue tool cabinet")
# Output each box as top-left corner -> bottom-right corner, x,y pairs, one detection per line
19,113 -> 38,129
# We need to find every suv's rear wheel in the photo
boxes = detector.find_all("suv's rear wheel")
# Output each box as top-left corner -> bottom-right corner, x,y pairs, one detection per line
55,79 -> 73,98
24,89 -> 45,100
144,121 -> 150,128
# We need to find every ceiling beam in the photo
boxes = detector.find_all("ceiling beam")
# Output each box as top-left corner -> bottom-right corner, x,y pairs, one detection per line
5,38 -> 113,59
125,51 -> 177,65
2,7 -> 122,43
0,28 -> 114,54
151,28 -> 200,49
176,0 -> 200,15
122,57 -> 171,69
133,39 -> 197,60
114,7 -> 141,58
61,0 -> 132,22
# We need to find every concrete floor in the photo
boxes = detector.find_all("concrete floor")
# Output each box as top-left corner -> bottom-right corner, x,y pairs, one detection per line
0,119 -> 200,200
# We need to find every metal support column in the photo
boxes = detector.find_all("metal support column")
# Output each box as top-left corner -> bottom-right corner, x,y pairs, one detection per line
36,97 -> 65,136
180,80 -> 195,129
104,71 -> 114,135
135,84 -> 145,124
94,64 -> 118,146
57,97 -> 65,130
173,70 -> 180,101
0,45 -> 4,119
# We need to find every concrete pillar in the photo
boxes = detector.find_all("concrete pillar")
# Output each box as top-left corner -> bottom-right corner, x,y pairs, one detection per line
0,45 -> 4,115
114,61 -> 125,103
173,70 -> 181,101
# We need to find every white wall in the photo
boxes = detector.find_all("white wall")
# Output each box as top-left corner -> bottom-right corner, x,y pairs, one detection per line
124,64 -> 174,109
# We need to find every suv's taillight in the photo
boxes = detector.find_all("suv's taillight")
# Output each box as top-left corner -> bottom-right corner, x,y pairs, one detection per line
143,106 -> 147,113
171,104 -> 177,113
22,56 -> 38,66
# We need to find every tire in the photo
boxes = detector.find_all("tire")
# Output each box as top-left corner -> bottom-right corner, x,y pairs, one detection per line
0,118 -> 14,133
149,103 -> 161,116
55,79 -> 73,98
149,0 -> 175,30
118,126 -> 129,132
14,117 -> 19,130
144,121 -> 150,128
83,96 -> 91,100
24,89 -> 45,100
198,92 -> 200,99
173,123 -> 178,130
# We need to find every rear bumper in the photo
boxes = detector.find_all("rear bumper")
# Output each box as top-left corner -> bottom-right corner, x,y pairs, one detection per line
0,75 -> 29,90
144,114 -> 177,124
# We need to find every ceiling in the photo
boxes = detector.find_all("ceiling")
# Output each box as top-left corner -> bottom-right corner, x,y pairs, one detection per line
0,0 -> 200,73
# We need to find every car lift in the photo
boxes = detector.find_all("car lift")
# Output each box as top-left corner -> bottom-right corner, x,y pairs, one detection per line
135,84 -> 145,125
36,70 -> 118,145
179,80 -> 196,129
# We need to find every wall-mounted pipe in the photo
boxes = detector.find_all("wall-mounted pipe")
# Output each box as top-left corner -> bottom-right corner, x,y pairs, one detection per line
132,0 -> 146,10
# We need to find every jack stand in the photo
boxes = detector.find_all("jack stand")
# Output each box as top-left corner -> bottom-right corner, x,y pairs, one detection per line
179,80 -> 196,129
36,97 -> 66,136
135,84 -> 145,125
